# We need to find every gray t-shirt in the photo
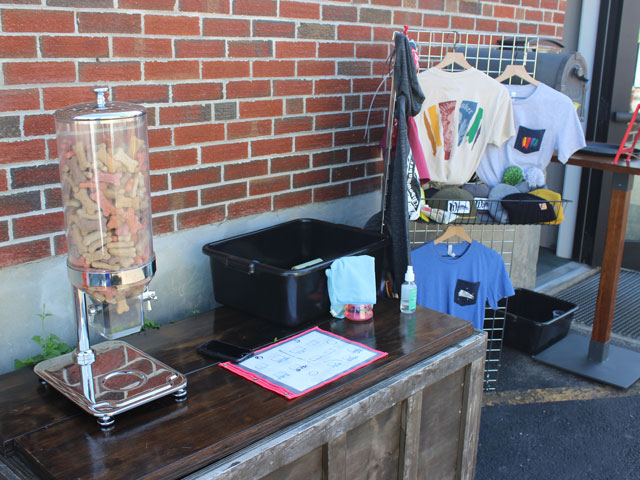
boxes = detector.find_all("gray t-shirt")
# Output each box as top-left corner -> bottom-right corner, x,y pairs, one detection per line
476,82 -> 586,187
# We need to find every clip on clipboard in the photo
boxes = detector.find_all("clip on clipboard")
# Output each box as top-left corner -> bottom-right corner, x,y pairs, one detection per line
220,327 -> 387,399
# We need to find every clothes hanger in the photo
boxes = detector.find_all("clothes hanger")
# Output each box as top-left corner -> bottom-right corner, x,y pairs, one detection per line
495,64 -> 539,86
433,225 -> 472,245
434,51 -> 473,71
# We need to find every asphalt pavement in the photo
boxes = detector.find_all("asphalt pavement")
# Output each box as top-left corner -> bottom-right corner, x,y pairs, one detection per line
475,327 -> 640,480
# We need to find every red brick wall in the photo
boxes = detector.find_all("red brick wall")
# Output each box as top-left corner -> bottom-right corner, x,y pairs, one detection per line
0,0 -> 567,269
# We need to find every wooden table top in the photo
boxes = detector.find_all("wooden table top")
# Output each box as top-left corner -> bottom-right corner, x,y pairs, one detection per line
0,299 -> 473,480
555,144 -> 640,176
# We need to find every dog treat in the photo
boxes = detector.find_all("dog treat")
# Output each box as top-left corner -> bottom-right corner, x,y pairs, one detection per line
57,119 -> 154,308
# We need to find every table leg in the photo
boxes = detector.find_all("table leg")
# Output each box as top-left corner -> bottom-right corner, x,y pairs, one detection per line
589,173 -> 632,361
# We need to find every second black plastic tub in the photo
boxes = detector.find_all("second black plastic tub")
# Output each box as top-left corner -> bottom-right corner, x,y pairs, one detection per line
202,218 -> 388,327
503,288 -> 578,354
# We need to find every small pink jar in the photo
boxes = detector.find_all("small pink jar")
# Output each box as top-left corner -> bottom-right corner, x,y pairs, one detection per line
344,304 -> 373,321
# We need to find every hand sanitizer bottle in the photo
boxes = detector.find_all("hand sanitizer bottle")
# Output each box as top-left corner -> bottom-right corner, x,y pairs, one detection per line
400,266 -> 417,314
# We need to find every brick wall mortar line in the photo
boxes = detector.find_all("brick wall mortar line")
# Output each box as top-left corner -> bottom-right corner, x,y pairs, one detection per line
108,34 -> 113,59
0,184 -> 62,198
0,135 -> 55,145
2,205 -> 64,219
151,185 -> 224,197
1,230 -> 60,244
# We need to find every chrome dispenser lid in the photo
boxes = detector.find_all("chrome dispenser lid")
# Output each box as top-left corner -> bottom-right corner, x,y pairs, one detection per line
54,87 -> 146,122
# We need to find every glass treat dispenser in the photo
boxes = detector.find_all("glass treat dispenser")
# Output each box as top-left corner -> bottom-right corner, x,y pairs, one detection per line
34,88 -> 187,428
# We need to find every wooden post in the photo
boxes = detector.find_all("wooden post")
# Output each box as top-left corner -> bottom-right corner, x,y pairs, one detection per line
458,356 -> 485,479
589,173 -> 633,361
323,433 -> 347,480
398,391 -> 423,480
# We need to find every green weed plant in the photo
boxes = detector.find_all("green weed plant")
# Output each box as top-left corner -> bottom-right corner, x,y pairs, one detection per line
142,318 -> 161,331
14,305 -> 73,370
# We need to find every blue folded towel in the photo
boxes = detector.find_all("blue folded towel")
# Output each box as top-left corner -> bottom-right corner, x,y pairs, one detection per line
325,255 -> 377,318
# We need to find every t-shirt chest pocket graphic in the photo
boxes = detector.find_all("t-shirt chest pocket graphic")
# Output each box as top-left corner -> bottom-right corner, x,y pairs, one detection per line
514,126 -> 545,154
454,279 -> 480,307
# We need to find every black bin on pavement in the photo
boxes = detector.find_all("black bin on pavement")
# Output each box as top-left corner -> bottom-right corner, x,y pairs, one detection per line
504,288 -> 578,354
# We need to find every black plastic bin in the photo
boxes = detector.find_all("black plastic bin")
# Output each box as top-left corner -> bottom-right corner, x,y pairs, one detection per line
202,218 -> 388,327
504,288 -> 578,354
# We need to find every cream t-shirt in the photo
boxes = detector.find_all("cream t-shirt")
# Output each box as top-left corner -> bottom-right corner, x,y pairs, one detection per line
415,68 -> 514,185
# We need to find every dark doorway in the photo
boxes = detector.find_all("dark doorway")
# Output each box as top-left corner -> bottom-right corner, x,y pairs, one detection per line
576,0 -> 640,270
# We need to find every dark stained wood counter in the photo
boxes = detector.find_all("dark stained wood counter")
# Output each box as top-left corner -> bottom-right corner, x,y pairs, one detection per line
0,299 -> 483,479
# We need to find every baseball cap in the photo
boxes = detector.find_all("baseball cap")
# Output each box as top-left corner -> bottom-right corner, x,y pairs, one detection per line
501,192 -> 557,224
530,188 -> 564,224
428,187 -> 477,223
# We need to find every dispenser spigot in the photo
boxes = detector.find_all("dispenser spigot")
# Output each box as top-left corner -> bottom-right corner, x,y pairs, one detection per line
142,288 -> 157,311
88,303 -> 103,317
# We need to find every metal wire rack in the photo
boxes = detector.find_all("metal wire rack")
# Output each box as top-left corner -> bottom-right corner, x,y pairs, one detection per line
383,28 -> 546,390
410,30 -> 540,76
409,222 -> 515,391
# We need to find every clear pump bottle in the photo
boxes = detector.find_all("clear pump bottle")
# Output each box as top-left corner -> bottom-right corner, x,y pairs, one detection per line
400,266 -> 417,314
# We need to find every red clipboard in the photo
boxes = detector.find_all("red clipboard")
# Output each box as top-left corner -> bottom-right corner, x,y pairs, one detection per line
220,326 -> 387,399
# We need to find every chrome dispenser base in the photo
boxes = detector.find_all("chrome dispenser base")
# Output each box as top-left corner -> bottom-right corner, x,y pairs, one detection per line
35,340 -> 187,426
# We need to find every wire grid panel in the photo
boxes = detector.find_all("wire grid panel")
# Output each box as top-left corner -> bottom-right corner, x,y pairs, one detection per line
383,29 -> 544,390
409,222 -> 516,391
408,29 -> 540,78
398,28 -> 541,390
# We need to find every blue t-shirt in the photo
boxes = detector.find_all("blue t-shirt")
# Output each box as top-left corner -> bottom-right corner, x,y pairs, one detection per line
411,241 -> 514,330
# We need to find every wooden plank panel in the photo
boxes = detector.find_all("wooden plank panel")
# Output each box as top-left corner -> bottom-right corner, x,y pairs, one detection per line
263,447 -> 324,480
323,432 -> 346,480
398,391 -> 423,480
417,369 -> 466,480
345,404 -> 401,480
9,300 -> 473,480
457,357 -> 485,480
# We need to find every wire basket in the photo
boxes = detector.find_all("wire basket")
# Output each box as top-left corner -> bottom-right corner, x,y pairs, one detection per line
419,197 -> 570,226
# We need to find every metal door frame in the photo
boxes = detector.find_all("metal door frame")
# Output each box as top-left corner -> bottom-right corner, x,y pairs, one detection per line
576,0 -> 640,269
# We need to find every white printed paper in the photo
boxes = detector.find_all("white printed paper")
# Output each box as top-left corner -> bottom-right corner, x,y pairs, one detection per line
233,328 -> 386,396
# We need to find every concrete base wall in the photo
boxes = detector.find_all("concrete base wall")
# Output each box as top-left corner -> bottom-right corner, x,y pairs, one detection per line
512,225 -> 541,290
0,192 -> 380,375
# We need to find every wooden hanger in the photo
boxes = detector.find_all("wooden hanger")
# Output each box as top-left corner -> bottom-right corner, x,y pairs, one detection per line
433,225 -> 472,245
495,64 -> 539,86
434,51 -> 473,71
